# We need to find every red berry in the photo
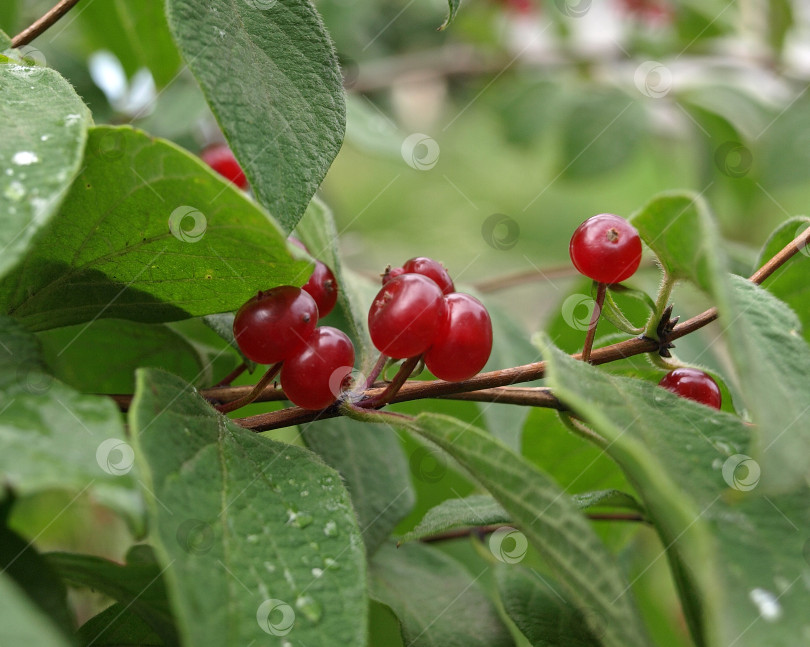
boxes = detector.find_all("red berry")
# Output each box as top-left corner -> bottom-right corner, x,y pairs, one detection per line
658,368 -> 721,409
288,237 -> 339,317
425,293 -> 493,381
233,286 -> 318,364
368,274 -> 445,359
382,266 -> 405,285
569,214 -> 642,284
402,257 -> 455,295
200,144 -> 248,189
281,327 -> 355,410
303,261 -> 338,317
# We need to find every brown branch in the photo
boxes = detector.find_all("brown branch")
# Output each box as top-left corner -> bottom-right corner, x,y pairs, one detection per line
11,0 -> 83,48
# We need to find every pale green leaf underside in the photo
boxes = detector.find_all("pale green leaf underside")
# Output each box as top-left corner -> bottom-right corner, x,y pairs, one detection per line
0,573 -> 73,647
369,542 -> 514,647
165,0 -> 345,232
538,335 -> 810,647
0,126 -> 310,331
0,315 -> 142,526
0,63 -> 91,281
403,413 -> 650,647
129,368 -> 367,647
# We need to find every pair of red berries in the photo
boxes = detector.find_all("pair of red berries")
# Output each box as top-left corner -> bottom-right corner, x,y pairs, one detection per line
568,214 -> 721,409
233,241 -> 349,410
369,258 -> 493,382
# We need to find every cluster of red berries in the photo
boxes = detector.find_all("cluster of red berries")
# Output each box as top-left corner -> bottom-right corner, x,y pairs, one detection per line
233,239 -> 352,410
569,213 -> 721,410
370,258 -> 493,382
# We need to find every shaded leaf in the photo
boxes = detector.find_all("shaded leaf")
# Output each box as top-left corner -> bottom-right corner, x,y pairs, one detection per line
0,572 -> 73,647
76,603 -> 163,646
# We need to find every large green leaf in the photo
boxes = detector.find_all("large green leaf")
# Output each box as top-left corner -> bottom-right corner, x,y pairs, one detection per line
0,63 -> 91,280
629,192 -> 725,294
0,572 -> 73,647
38,319 -> 205,394
402,413 -> 650,647
755,216 -> 810,342
369,542 -> 513,647
129,368 -> 367,647
302,416 -> 414,556
0,315 -> 142,525
165,0 -> 345,232
76,0 -> 181,86
497,566 -> 603,647
0,126 -> 310,331
538,335 -> 810,647
399,490 -> 643,544
48,546 -> 177,644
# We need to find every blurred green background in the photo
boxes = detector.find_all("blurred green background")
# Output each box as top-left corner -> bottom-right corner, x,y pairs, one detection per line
4,0 -> 809,644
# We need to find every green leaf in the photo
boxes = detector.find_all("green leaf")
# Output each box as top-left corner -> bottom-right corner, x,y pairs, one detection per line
294,197 -> 369,361
755,216 -> 810,342
629,192 -> 725,293
598,284 -> 650,336
47,547 -> 177,644
0,315 -> 142,525
0,126 -> 310,331
399,490 -> 643,544
0,29 -> 10,50
302,416 -> 414,556
165,0 -> 345,232
38,319 -> 205,394
76,603 -> 163,646
537,334 -> 810,647
129,368 -> 367,647
75,0 -> 181,87
560,91 -> 645,179
439,0 -> 461,30
0,63 -> 91,281
722,276 -> 810,493
0,572 -> 74,647
0,523 -> 74,635
497,566 -> 603,647
402,413 -> 650,647
369,542 -> 514,647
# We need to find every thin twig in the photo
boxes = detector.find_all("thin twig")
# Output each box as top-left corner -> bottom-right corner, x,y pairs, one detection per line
581,282 -> 606,363
214,362 -> 247,388
215,363 -> 281,414
11,0 -> 83,48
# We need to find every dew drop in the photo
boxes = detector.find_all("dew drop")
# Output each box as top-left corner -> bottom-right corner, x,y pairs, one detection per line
312,567 -> 324,578
712,458 -> 723,470
323,520 -> 338,537
263,561 -> 276,573
12,151 -> 39,165
3,181 -> 25,201
246,534 -> 259,543
295,595 -> 322,623
749,588 -> 782,621
300,489 -> 309,497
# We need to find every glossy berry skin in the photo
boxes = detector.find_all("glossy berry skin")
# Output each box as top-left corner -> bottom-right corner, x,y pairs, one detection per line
288,237 -> 338,317
368,274 -> 445,359
233,286 -> 318,364
281,326 -> 355,410
402,257 -> 455,295
569,214 -> 642,284
658,368 -> 721,409
200,144 -> 248,189
425,293 -> 493,381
